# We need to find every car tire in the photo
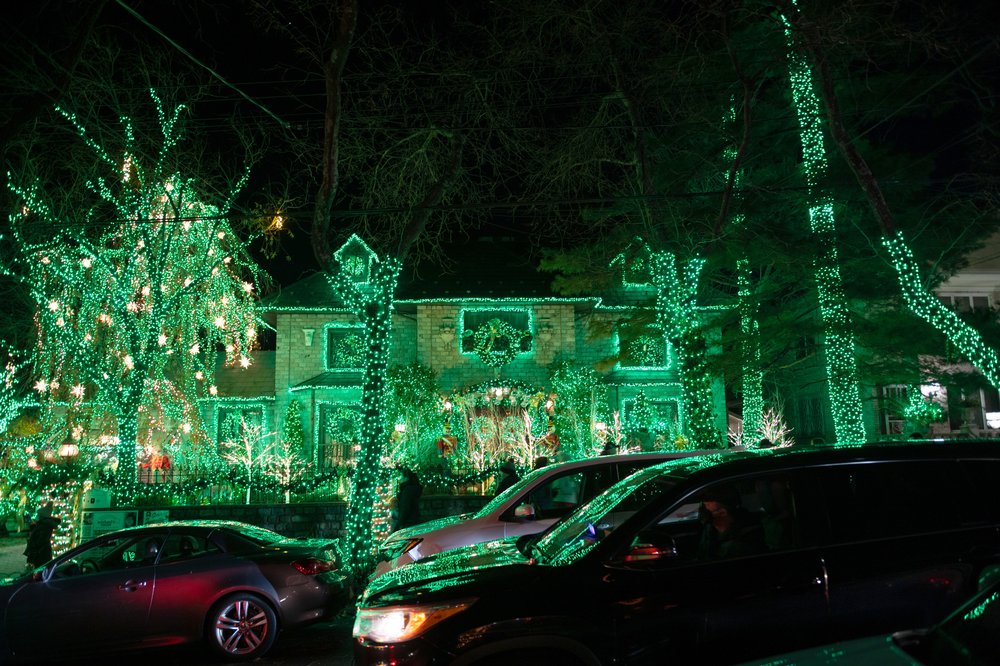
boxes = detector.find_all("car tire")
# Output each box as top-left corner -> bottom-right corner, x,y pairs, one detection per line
205,593 -> 278,661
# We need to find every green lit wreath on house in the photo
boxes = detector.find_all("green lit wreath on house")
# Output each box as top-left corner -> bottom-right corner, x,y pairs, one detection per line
464,318 -> 531,369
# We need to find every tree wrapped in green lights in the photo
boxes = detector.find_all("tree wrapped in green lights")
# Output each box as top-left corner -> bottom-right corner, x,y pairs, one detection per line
0,346 -> 27,435
4,91 -> 268,498
327,237 -> 402,580
650,249 -> 722,448
777,2 -> 1000,397
778,7 -> 867,445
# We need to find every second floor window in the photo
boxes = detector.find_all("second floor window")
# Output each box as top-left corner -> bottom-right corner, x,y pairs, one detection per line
326,326 -> 366,371
619,332 -> 670,368
460,309 -> 533,355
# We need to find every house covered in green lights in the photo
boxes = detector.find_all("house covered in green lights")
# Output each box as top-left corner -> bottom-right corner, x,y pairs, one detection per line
208,235 -> 729,472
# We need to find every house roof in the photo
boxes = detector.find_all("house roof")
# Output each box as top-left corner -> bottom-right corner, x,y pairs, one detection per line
262,235 -> 573,311
289,371 -> 363,392
262,273 -> 345,311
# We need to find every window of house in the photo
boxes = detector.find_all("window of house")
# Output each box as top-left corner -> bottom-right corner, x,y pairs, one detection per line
217,405 -> 264,450
325,325 -> 366,371
938,294 -> 992,312
877,384 -> 908,436
622,397 -> 679,435
460,309 -> 533,354
319,403 -> 362,468
618,330 -> 671,368
791,397 -> 824,441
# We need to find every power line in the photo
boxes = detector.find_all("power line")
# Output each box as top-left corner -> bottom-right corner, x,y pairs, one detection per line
113,0 -> 291,130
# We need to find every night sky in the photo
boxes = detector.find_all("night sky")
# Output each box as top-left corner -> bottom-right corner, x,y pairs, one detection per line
3,0 -> 998,292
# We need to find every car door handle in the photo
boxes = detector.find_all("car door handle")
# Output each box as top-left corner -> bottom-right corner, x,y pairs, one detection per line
119,579 -> 148,592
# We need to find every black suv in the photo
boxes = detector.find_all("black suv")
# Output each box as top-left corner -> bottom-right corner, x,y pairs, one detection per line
354,442 -> 1000,665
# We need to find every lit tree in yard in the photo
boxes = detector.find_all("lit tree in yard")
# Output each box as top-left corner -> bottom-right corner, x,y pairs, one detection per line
4,92 -> 268,500
777,0 -> 1000,394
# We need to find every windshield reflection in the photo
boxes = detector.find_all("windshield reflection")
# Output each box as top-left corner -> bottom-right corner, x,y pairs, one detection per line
533,467 -> 676,566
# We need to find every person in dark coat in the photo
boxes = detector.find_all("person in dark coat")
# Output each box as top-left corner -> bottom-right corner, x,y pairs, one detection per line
495,458 -> 520,495
24,502 -> 59,569
393,468 -> 423,532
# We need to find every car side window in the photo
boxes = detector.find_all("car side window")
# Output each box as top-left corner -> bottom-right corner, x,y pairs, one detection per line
958,460 -> 1000,524
51,534 -> 164,578
159,533 -> 221,563
505,465 -> 615,521
623,474 -> 810,564
819,461 -> 967,542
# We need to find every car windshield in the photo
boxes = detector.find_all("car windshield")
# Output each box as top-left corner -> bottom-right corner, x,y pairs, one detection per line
474,466 -> 553,518
910,583 -> 1000,664
532,465 -> 678,566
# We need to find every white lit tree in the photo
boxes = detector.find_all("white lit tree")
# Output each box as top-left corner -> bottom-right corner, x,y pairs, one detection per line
4,91 -> 269,498
220,418 -> 275,505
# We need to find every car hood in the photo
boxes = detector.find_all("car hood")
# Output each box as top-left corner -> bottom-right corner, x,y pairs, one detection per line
737,634 -> 914,666
386,514 -> 470,541
362,536 -> 531,605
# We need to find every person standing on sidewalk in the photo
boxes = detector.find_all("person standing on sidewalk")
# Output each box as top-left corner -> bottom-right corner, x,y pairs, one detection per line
24,502 -> 59,569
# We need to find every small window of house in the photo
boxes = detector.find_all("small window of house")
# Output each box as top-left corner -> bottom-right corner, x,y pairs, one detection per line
618,331 -> 670,368
325,325 -> 366,371
217,405 -> 264,451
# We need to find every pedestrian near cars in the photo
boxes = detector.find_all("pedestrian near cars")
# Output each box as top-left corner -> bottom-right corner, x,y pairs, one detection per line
392,468 -> 423,532
24,502 -> 59,569
495,458 -> 519,495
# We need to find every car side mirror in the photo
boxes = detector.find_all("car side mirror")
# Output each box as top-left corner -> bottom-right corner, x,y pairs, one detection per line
514,503 -> 537,520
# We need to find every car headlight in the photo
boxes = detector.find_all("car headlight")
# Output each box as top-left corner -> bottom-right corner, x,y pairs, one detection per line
353,599 -> 475,643
380,537 -> 423,561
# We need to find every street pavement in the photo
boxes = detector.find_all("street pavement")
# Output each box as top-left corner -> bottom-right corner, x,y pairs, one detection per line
0,532 -> 29,577
0,534 -> 356,665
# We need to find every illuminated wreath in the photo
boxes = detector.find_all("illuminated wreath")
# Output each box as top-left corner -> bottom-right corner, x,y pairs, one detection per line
466,318 -> 531,369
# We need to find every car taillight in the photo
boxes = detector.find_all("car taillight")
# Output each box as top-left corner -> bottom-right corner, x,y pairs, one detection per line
292,557 -> 337,575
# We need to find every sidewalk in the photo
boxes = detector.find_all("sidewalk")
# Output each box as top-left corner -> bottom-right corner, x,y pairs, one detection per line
0,534 -> 29,578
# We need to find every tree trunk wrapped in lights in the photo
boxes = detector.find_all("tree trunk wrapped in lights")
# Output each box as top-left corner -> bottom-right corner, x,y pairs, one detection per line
327,248 -> 402,581
778,1 -> 1000,395
651,250 -> 721,449
779,7 -> 867,446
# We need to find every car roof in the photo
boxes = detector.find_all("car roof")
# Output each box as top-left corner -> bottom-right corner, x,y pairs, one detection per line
115,520 -> 263,534
644,439 -> 1000,485
538,449 -> 719,473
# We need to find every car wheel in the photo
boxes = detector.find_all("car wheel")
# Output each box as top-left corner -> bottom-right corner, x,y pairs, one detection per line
206,593 -> 278,661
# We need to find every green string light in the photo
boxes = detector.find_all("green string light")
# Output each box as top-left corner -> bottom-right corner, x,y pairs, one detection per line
649,249 -> 721,448
885,235 -> 1000,388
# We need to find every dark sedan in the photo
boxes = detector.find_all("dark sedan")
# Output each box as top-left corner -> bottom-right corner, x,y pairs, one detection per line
0,520 -> 349,662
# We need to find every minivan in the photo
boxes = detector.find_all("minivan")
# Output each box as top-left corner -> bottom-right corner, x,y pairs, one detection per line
355,442 -> 1000,665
